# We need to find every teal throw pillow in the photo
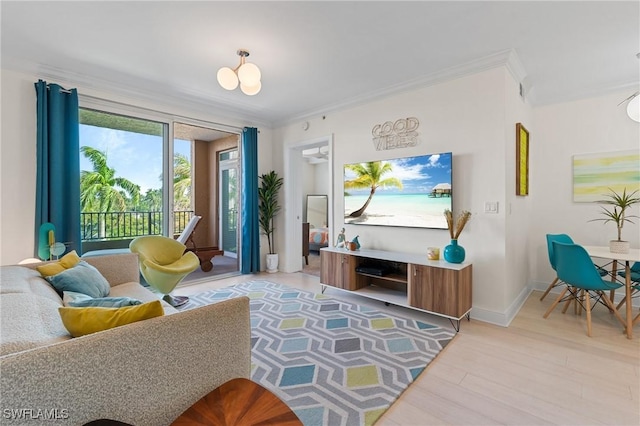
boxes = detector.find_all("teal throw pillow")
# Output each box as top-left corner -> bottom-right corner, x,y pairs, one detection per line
63,291 -> 142,308
45,261 -> 110,298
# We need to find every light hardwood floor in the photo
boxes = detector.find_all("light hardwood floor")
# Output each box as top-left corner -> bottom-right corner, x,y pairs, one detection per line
176,272 -> 640,426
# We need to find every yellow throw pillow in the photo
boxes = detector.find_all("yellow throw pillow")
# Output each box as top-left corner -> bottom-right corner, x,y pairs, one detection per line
37,250 -> 81,277
58,300 -> 164,337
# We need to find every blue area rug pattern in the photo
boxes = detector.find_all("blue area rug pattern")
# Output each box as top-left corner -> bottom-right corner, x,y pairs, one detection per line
180,281 -> 455,425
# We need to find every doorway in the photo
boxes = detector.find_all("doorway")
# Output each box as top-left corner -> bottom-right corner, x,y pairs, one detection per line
173,123 -> 241,282
283,135 -> 334,274
219,148 -> 238,258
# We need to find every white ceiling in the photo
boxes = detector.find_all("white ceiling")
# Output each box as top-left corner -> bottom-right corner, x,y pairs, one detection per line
2,1 -> 639,127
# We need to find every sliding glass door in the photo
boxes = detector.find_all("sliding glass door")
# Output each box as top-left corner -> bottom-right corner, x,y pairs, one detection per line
79,108 -> 241,276
79,108 -> 167,252
219,149 -> 239,256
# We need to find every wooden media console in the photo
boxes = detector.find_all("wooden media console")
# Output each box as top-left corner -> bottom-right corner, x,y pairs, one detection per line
320,247 -> 472,331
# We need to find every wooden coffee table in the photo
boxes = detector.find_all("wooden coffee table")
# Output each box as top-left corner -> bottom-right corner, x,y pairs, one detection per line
171,378 -> 302,425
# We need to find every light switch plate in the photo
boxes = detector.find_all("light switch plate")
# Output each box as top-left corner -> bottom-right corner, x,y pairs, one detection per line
484,202 -> 499,214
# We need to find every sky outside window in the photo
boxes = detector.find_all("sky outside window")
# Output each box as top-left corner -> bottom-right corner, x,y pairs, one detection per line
79,123 -> 191,194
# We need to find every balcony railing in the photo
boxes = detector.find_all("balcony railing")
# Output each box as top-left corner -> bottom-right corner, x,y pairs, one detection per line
81,210 -> 194,241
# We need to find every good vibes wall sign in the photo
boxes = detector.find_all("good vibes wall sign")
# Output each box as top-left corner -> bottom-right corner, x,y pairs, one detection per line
371,117 -> 420,151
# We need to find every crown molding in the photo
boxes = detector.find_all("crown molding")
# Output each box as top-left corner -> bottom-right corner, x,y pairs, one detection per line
274,50 -> 526,127
536,80 -> 640,107
27,61 -> 272,128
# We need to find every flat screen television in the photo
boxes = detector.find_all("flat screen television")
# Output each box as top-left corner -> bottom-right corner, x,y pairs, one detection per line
343,152 -> 452,229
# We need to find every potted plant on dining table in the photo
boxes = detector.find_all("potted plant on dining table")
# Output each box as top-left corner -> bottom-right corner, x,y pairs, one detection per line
590,188 -> 640,254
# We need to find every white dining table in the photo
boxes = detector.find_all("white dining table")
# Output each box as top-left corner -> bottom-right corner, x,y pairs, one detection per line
584,246 -> 640,339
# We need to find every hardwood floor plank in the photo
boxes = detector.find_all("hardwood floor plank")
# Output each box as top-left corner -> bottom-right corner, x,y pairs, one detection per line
459,372 -> 607,426
401,384 -> 499,425
378,399 -> 446,425
415,375 -> 552,425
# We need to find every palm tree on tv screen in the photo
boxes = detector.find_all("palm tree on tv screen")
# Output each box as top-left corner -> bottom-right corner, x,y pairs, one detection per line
344,161 -> 403,217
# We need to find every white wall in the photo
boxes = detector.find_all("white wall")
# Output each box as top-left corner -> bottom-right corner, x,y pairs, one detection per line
302,161 -> 329,223
274,67 -> 520,323
0,69 -> 273,265
502,69 -> 535,322
313,162 -> 329,195
0,70 -> 38,264
530,90 -> 640,289
301,161 -> 315,222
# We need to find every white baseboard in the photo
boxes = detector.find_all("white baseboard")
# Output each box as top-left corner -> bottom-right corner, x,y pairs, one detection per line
470,286 -> 533,327
470,280 -> 637,328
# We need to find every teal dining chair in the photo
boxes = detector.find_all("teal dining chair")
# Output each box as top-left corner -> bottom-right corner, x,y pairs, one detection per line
541,234 -> 610,302
543,241 -> 626,337
616,261 -> 640,311
541,234 -> 574,301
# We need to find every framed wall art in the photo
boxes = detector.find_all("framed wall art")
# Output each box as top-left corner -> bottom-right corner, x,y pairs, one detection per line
572,149 -> 640,202
516,123 -> 529,196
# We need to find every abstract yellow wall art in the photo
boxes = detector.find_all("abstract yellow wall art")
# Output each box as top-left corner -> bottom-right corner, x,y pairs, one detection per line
516,123 -> 529,196
573,150 -> 640,202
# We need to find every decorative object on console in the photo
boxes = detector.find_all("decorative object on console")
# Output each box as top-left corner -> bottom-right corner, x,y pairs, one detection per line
371,117 -> 420,150
444,209 -> 472,264
258,171 -> 284,273
335,228 -> 346,248
351,235 -> 360,250
444,239 -> 466,264
589,187 -> 640,254
344,152 -> 452,229
516,123 -> 530,196
216,49 -> 262,95
427,247 -> 440,260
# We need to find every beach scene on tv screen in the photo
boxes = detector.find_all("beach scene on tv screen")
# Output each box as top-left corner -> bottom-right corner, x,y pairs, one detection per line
344,152 -> 452,229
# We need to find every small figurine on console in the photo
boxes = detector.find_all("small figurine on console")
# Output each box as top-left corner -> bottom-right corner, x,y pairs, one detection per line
335,228 -> 346,248
351,235 -> 361,250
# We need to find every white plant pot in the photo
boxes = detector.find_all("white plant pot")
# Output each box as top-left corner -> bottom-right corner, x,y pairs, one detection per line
610,240 -> 630,254
266,253 -> 279,273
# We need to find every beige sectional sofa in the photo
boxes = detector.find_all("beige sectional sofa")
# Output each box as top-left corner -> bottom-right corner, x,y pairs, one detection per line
0,253 -> 251,425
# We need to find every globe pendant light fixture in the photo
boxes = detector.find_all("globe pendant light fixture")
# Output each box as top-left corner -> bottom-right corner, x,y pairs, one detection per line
217,49 -> 262,95
619,52 -> 640,122
626,92 -> 640,122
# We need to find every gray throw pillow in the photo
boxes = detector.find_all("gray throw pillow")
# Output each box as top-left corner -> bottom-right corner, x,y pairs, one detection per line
45,261 -> 110,298
63,291 -> 142,308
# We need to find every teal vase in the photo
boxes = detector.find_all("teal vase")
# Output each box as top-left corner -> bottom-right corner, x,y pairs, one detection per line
444,239 -> 465,263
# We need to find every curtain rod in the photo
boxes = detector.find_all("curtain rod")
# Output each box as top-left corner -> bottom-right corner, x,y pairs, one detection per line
45,85 -> 73,94
78,93 -> 245,132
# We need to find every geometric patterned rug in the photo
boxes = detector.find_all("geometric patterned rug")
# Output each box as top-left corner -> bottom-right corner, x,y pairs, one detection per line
179,280 -> 455,425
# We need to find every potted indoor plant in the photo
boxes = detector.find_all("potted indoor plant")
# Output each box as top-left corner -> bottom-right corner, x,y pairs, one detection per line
590,188 -> 640,254
258,170 -> 284,272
